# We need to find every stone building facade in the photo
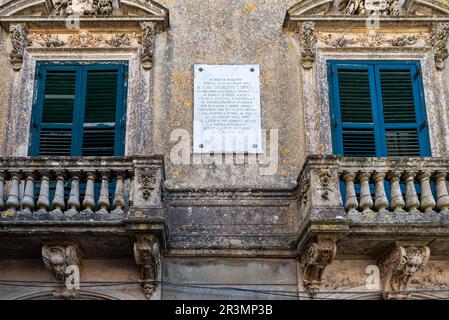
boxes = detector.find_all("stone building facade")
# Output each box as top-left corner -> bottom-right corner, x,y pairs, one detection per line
0,0 -> 448,300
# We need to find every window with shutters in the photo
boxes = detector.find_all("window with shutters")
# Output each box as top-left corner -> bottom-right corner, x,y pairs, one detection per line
327,61 -> 430,157
29,62 -> 128,156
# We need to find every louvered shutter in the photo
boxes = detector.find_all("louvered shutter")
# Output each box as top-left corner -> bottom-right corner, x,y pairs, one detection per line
35,69 -> 77,156
82,69 -> 119,156
329,62 -> 430,157
377,67 -> 428,156
334,67 -> 377,157
30,63 -> 127,157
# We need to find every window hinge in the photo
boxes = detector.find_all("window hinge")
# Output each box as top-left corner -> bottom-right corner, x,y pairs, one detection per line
333,119 -> 339,128
414,67 -> 422,80
419,120 -> 427,131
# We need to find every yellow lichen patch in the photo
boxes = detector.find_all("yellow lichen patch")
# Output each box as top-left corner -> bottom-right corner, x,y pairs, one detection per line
243,2 -> 257,14
183,97 -> 192,108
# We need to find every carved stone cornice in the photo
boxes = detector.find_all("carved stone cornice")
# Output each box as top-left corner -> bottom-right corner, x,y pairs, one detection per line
430,23 -> 449,70
378,245 -> 430,299
42,244 -> 82,298
299,21 -> 316,69
9,24 -> 27,71
298,237 -> 337,292
133,235 -> 161,299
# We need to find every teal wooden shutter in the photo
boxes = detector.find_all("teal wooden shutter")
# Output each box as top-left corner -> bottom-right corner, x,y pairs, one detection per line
81,69 -> 119,156
330,65 -> 378,156
31,67 -> 80,156
376,65 -> 430,156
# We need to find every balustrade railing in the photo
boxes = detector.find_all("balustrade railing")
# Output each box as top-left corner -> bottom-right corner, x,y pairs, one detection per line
0,157 -> 164,218
298,157 -> 449,219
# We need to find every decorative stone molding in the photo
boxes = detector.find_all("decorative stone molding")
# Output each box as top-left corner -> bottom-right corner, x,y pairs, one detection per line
27,26 -> 160,68
9,24 -> 28,71
340,0 -> 400,15
317,31 -> 424,48
67,30 -> 105,47
54,0 -> 114,16
27,33 -> 65,48
317,171 -> 334,200
403,0 -> 449,15
378,245 -> 430,299
27,30 -> 139,48
299,21 -> 316,69
299,237 -> 337,292
430,23 -> 449,71
140,21 -> 156,70
139,167 -> 159,201
133,235 -> 161,299
42,245 -> 82,297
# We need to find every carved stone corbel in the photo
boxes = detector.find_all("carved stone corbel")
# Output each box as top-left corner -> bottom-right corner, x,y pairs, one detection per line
430,23 -> 449,71
134,235 -> 161,299
299,237 -> 337,292
378,245 -> 430,299
42,245 -> 82,298
9,24 -> 28,71
299,21 -> 316,69
140,22 -> 156,70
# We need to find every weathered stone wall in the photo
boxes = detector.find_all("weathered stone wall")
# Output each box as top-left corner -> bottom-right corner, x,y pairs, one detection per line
0,26 -> 12,155
0,259 -> 146,300
151,0 -> 304,190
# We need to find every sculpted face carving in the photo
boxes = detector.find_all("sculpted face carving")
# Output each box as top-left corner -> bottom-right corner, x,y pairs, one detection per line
299,238 -> 337,292
42,245 -> 81,284
379,245 -> 430,299
134,236 -> 161,299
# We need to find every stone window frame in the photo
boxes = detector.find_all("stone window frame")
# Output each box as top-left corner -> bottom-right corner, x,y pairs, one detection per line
301,46 -> 449,158
4,46 -> 154,157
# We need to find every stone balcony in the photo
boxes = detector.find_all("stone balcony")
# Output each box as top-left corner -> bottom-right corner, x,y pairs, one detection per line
0,156 -> 167,298
295,156 -> 449,296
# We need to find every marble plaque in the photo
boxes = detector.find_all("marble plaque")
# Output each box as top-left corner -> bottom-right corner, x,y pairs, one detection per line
193,64 -> 262,153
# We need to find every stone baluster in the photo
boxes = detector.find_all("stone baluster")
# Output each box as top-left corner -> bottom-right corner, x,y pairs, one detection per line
51,172 -> 66,215
112,172 -> 126,214
20,172 -> 35,214
404,171 -> 420,214
96,172 -> 111,214
373,172 -> 389,213
82,172 -> 96,214
342,172 -> 359,215
37,172 -> 51,213
418,172 -> 436,214
5,171 -> 21,215
389,172 -> 405,213
66,172 -> 81,216
358,172 -> 373,213
0,171 -> 5,211
435,172 -> 449,214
